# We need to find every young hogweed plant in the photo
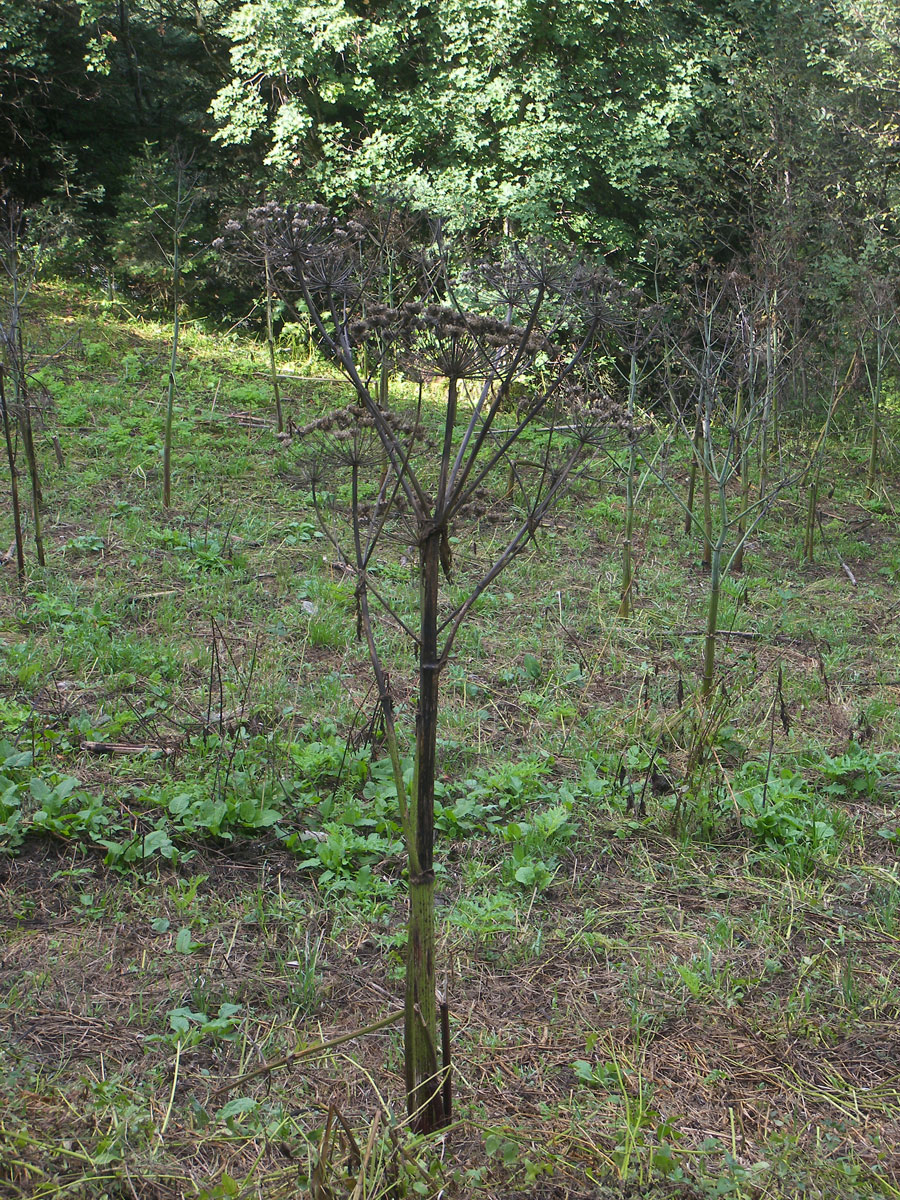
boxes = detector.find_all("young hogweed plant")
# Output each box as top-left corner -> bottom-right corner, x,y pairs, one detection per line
222,204 -> 625,1130
649,268 -> 806,702
0,197 -> 55,572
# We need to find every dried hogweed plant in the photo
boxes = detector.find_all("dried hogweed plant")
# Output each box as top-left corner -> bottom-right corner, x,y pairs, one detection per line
222,204 -> 626,1130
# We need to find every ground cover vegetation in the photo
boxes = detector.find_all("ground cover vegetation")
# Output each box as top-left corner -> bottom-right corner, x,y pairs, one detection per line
2,0 -> 900,1196
1,260 -> 899,1197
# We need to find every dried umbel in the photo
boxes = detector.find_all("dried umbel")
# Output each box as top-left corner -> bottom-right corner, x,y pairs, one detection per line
293,403 -> 430,446
453,485 -> 507,524
471,240 -> 590,311
348,300 -> 554,384
469,244 -> 632,345
552,368 -> 630,445
216,201 -> 369,301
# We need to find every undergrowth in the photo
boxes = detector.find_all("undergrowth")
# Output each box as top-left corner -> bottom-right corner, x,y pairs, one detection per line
1,282 -> 899,1198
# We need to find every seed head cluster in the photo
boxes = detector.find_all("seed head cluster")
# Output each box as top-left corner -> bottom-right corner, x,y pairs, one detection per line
348,301 -> 553,381
290,404 -> 428,445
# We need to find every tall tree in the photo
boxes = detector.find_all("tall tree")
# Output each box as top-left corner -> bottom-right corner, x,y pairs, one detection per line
0,1 -> 103,201
212,0 -> 709,245
646,0 -> 900,267
1,2 -> 241,226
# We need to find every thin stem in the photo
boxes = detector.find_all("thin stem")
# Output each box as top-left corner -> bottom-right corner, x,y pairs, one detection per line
159,1039 -> 182,1139
362,382 -> 424,567
405,526 -> 446,1131
210,1009 -> 405,1100
436,374 -> 457,514
445,289 -> 545,497
265,249 -> 284,434
162,166 -> 183,509
733,383 -> 748,573
440,436 -> 587,647
286,275 -> 428,515
701,542 -> 723,700
619,352 -> 638,618
350,462 -> 418,869
684,410 -> 702,535
17,370 -> 44,567
446,339 -> 589,521
701,415 -> 713,572
0,371 -> 25,580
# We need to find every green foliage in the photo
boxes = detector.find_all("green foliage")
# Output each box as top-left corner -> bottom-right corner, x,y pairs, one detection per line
110,146 -> 209,307
159,1002 -> 244,1047
0,698 -> 33,733
279,519 -> 323,546
733,763 -> 842,873
0,739 -> 107,852
0,739 -> 32,850
23,590 -> 118,631
0,0 -> 238,283
501,802 -> 573,890
572,1058 -> 620,1090
213,0 -> 900,282
214,0 -> 702,241
149,526 -> 245,575
0,695 -> 581,882
3,278 -> 900,1199
814,744 -> 889,801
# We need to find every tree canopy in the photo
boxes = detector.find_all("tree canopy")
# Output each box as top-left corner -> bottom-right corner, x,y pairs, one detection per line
2,0 -> 899,298
1,1 -> 238,208
212,0 -> 712,245
209,0 -> 900,271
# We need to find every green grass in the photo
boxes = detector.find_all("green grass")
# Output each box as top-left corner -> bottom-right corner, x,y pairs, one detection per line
1,280 -> 900,1197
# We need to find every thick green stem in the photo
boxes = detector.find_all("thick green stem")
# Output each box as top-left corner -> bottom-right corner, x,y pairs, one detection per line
405,871 -> 440,1129
0,372 -> 25,580
801,362 -> 847,563
18,386 -> 44,567
6,235 -> 43,566
702,544 -> 722,700
684,411 -> 702,535
865,317 -> 884,495
804,476 -> 818,562
619,488 -> 633,617
759,291 -> 776,503
406,527 -> 446,1132
619,355 -> 637,617
701,452 -> 712,572
867,383 -> 880,495
733,384 -> 748,574
162,172 -> 183,509
265,251 -> 283,434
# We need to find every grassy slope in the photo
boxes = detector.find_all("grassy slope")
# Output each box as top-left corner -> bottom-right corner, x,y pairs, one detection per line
1,282 -> 900,1198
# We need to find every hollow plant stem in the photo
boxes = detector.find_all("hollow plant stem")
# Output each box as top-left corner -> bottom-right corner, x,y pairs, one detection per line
804,474 -> 818,562
701,447 -> 712,572
701,542 -> 723,700
162,168 -> 183,509
406,525 -> 446,1132
684,410 -> 702,535
265,249 -> 284,434
0,371 -> 25,580
733,384 -> 749,574
759,289 -> 777,503
618,354 -> 638,617
801,358 -> 850,562
18,386 -> 44,567
864,314 -> 885,495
